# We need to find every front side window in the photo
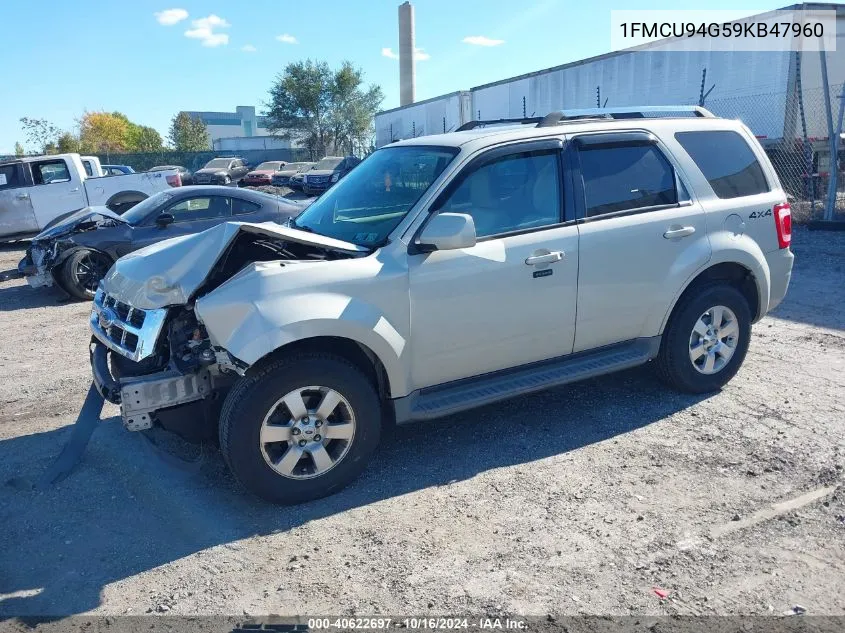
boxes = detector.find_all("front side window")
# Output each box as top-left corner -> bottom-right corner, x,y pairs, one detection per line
165,196 -> 231,222
437,150 -> 561,238
578,144 -> 677,217
675,130 -> 770,199
293,146 -> 458,246
32,159 -> 71,185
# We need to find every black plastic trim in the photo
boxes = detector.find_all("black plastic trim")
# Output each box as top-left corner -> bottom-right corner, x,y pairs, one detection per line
392,337 -> 661,424
90,338 -> 122,404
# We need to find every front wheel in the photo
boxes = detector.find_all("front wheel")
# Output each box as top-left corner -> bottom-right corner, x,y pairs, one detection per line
656,283 -> 752,394
219,353 -> 382,504
57,249 -> 112,300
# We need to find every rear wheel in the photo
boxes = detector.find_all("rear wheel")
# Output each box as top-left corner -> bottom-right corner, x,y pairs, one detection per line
219,353 -> 382,504
57,249 -> 112,300
656,283 -> 752,393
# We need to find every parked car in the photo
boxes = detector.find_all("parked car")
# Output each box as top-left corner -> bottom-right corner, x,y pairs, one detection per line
82,106 -> 793,504
0,154 -> 180,241
288,170 -> 309,191
271,162 -> 315,187
193,157 -> 249,185
240,161 -> 288,187
81,156 -> 105,177
149,165 -> 192,185
102,164 -> 135,176
18,185 -> 309,300
301,156 -> 361,195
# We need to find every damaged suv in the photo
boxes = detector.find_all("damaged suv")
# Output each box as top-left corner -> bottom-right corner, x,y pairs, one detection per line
84,107 -> 794,504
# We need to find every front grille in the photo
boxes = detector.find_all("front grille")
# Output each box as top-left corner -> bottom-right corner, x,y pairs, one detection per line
90,288 -> 168,362
308,175 -> 329,184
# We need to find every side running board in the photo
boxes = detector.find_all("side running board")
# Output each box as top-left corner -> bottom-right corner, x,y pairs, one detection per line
393,337 -> 660,424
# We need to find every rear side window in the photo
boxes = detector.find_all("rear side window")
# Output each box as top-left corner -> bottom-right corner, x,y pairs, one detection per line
232,198 -> 261,215
0,164 -> 23,189
578,144 -> 677,217
675,131 -> 770,199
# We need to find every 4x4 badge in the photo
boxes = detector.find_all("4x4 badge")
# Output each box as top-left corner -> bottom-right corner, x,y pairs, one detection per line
749,209 -> 772,219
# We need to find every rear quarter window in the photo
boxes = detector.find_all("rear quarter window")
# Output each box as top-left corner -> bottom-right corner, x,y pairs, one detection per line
675,130 -> 770,199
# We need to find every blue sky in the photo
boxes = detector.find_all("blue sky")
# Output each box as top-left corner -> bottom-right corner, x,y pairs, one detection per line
0,0 -> 789,153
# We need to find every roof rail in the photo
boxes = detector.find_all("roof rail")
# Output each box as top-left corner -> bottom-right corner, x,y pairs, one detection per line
456,117 -> 543,132
546,105 -> 716,123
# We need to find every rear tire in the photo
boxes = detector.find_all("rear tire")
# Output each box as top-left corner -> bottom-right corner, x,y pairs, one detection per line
219,353 -> 382,504
656,283 -> 752,394
57,249 -> 112,301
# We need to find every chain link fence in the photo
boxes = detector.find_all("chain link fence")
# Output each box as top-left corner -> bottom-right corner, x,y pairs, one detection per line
699,83 -> 845,222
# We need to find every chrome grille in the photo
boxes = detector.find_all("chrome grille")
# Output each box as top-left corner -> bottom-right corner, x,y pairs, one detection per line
90,287 -> 168,362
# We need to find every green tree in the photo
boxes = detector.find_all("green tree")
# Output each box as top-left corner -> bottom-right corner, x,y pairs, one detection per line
57,132 -> 80,153
78,111 -> 131,154
168,112 -> 210,151
128,125 -> 164,152
19,117 -> 60,154
14,142 -> 24,157
330,61 -> 384,156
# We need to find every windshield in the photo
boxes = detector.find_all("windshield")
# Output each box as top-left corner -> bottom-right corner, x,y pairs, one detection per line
255,161 -> 283,171
314,157 -> 343,170
205,159 -> 232,169
120,191 -> 173,226
292,146 -> 458,247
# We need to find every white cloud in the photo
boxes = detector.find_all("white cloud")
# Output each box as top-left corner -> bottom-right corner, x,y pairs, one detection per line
241,44 -> 257,52
184,14 -> 230,47
462,35 -> 505,47
382,46 -> 430,61
154,8 -> 188,25
276,33 -> 298,44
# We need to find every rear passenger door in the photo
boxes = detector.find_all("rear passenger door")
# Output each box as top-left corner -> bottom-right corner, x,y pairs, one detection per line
572,131 -> 711,352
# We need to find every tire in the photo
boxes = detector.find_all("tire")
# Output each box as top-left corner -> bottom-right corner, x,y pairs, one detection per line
656,283 -> 752,394
57,249 -> 113,301
219,352 -> 382,504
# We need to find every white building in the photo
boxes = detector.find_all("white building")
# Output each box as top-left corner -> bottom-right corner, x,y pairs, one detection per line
376,3 -> 845,147
182,105 -> 276,149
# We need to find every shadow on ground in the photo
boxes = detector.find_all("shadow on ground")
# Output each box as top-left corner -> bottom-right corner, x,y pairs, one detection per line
0,365 -> 708,617
0,282 -> 71,312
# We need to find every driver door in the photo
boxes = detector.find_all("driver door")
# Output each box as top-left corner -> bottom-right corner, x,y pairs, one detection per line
408,140 -> 580,389
128,195 -> 233,253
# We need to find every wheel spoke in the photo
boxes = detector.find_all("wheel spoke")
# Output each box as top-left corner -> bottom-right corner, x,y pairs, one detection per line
719,320 -> 738,339
689,343 -> 707,361
260,424 -> 292,444
323,422 -> 354,440
282,390 -> 308,420
274,446 -> 304,475
309,445 -> 334,473
693,318 -> 709,337
710,306 -> 724,329
703,352 -> 716,373
316,389 -> 342,419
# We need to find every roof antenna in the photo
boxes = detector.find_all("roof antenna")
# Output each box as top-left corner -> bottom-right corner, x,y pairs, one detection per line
537,112 -> 563,127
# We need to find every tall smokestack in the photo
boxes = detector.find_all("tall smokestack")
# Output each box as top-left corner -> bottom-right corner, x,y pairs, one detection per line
398,1 -> 415,106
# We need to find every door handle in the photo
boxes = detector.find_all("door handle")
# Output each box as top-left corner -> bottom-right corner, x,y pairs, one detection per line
16,193 -> 29,200
525,251 -> 564,266
663,226 -> 696,239
69,187 -> 80,192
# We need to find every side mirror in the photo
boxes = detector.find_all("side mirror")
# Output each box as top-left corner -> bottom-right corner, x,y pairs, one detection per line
416,212 -> 477,252
155,213 -> 175,228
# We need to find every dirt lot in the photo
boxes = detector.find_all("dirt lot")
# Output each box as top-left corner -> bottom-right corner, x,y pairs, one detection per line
0,227 -> 843,618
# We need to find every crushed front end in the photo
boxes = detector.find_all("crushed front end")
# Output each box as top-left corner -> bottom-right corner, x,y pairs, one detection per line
89,286 -> 243,441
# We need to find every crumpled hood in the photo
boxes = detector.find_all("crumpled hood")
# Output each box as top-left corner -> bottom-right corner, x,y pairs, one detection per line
102,221 -> 368,310
33,206 -> 124,242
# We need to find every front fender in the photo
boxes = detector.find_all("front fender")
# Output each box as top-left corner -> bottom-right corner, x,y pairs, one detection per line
196,290 -> 410,397
658,230 -> 770,333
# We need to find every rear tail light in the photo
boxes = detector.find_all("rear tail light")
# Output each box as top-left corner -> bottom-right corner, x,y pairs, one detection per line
165,173 -> 182,187
774,202 -> 792,249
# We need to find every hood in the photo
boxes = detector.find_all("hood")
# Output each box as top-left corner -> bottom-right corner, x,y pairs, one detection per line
34,206 -> 125,242
102,221 -> 368,310
245,170 -> 274,177
195,168 -> 228,176
276,168 -> 300,177
307,169 -> 336,177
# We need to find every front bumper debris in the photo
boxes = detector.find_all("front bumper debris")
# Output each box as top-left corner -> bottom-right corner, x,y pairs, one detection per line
18,250 -> 53,288
90,339 -> 213,431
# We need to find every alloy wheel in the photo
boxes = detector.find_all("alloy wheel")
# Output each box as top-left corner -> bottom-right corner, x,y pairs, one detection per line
688,305 -> 740,374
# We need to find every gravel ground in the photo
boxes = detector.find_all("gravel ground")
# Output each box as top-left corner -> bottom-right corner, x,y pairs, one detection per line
0,227 -> 842,618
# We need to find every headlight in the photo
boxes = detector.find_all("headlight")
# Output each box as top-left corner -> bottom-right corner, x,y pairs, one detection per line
330,173 -> 339,183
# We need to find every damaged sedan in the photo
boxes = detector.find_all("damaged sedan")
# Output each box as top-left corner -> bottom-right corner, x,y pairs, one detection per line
18,185 -> 309,300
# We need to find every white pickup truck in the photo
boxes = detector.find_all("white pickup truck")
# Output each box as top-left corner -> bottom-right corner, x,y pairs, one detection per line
0,153 -> 181,241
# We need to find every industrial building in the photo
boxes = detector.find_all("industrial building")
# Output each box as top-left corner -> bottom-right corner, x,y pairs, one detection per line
375,3 -> 845,147
180,105 -> 295,151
